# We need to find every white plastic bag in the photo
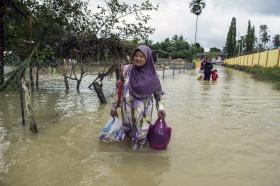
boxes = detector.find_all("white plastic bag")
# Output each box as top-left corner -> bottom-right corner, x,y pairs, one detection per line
197,72 -> 204,80
98,117 -> 125,142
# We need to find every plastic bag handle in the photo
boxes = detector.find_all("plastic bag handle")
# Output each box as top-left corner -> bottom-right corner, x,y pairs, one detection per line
156,118 -> 167,128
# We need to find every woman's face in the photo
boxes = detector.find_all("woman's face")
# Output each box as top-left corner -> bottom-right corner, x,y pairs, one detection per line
133,50 -> 146,68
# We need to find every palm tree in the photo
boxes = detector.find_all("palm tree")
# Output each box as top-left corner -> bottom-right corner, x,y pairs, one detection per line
189,0 -> 206,44
259,25 -> 270,49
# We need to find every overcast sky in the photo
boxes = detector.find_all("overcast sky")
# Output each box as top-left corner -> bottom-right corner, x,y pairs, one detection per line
89,0 -> 280,51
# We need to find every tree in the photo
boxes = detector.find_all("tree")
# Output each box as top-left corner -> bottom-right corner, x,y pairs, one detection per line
191,43 -> 204,54
244,21 -> 256,53
151,35 -> 192,59
3,0 -> 158,91
272,34 -> 280,49
239,36 -> 246,55
189,0 -> 206,44
245,20 -> 251,53
92,0 -> 158,41
208,47 -> 221,60
225,17 -> 237,57
245,20 -> 252,53
259,25 -> 270,49
250,26 -> 256,50
209,47 -> 221,52
0,0 -> 27,86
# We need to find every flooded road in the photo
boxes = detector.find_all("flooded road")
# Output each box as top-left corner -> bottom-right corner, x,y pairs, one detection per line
0,66 -> 280,186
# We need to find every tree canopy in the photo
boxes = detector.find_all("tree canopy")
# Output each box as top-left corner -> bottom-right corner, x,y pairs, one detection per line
189,0 -> 206,16
273,34 -> 280,49
151,35 -> 204,60
225,17 -> 236,57
4,0 -> 158,65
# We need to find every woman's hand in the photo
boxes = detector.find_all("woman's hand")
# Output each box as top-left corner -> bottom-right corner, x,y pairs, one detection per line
110,109 -> 118,117
158,110 -> 166,119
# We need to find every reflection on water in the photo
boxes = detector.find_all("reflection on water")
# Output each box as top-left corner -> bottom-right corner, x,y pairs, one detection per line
0,66 -> 280,186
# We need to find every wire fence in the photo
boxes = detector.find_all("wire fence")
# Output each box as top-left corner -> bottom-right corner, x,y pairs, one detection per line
156,63 -> 194,79
0,62 -> 194,103
0,62 -> 195,132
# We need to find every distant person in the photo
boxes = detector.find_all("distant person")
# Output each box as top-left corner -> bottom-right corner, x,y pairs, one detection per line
201,58 -> 213,80
211,69 -> 218,81
200,57 -> 207,72
110,45 -> 166,149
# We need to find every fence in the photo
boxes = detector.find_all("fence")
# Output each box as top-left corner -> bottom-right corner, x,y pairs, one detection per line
225,49 -> 280,67
156,63 -> 194,79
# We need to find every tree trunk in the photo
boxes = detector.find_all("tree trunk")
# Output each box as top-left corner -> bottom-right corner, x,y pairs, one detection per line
36,66 -> 39,89
29,64 -> 34,90
64,74 -> 69,90
30,115 -> 38,133
93,82 -> 107,104
76,80 -> 81,92
23,77 -> 38,133
19,73 -> 25,126
63,59 -> 69,90
194,15 -> 199,44
0,4 -> 5,86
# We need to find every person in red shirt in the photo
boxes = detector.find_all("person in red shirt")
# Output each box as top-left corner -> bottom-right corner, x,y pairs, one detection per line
211,69 -> 218,81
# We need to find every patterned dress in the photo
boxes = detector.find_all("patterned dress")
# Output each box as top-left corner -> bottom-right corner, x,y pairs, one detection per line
112,65 -> 165,148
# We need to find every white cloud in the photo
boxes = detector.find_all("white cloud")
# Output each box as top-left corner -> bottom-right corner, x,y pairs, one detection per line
148,0 -> 280,50
88,0 -> 280,51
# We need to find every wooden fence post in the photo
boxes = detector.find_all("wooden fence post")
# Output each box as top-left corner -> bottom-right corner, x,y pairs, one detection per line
19,74 -> 25,126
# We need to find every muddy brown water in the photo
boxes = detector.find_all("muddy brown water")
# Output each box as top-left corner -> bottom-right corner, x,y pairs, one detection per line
0,66 -> 280,186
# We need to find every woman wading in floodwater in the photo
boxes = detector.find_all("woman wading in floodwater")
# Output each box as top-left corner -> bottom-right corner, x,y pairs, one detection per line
110,45 -> 166,149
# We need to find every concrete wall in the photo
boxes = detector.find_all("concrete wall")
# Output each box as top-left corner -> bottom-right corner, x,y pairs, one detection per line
225,49 -> 280,67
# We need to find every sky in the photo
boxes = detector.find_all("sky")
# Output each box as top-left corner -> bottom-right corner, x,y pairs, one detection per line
89,0 -> 280,51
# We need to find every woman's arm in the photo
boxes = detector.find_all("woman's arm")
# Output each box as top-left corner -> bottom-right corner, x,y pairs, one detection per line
154,90 -> 165,110
154,90 -> 166,118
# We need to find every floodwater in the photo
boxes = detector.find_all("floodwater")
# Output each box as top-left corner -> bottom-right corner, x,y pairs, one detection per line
0,66 -> 280,186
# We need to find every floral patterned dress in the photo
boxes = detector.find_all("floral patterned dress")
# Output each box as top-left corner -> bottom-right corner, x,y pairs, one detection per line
112,65 -> 165,148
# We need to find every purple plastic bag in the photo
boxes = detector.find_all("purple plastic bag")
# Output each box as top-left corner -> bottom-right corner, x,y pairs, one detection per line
147,118 -> 172,150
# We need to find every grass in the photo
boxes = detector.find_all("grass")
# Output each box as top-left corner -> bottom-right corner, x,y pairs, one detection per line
224,64 -> 280,90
